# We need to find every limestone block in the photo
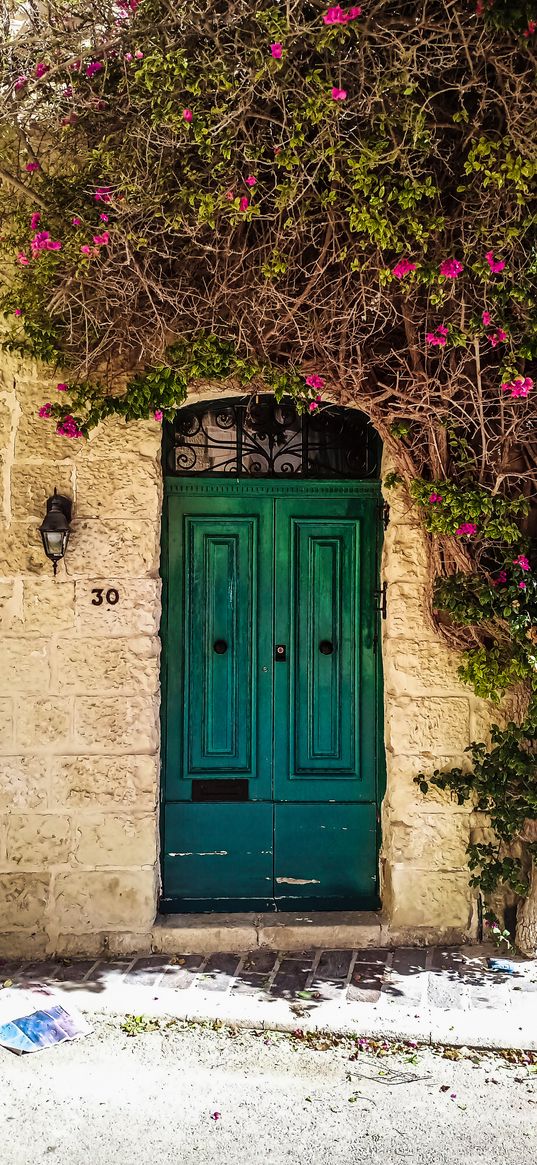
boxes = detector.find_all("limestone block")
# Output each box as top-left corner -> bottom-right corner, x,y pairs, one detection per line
383,487 -> 420,527
0,931 -> 49,959
16,697 -> 72,749
85,417 -> 161,461
55,636 -> 160,695
0,397 -> 12,448
15,410 -> 84,461
382,523 -> 429,584
0,756 -> 48,810
74,696 -> 159,752
73,813 -> 157,866
74,578 -> 160,637
53,869 -> 157,932
76,459 -> 161,520
51,754 -> 158,809
387,697 -> 470,755
11,463 -> 75,520
382,810 -> 470,868
0,638 -> 50,694
0,522 -> 50,577
384,583 -> 436,641
0,699 -> 13,748
0,873 -> 50,929
65,520 -> 160,578
384,752 -> 472,815
384,641 -> 462,695
470,700 -> 497,747
383,864 -> 474,929
0,582 -> 21,632
6,814 -> 71,866
22,578 -> 75,632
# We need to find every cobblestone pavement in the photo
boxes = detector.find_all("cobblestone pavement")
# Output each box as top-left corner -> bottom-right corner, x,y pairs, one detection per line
2,946 -> 537,1050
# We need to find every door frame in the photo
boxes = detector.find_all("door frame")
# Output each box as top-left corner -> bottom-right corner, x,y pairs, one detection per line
159,475 -> 386,913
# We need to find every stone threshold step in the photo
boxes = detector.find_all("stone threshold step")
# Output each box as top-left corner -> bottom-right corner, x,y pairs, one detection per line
152,911 -> 383,954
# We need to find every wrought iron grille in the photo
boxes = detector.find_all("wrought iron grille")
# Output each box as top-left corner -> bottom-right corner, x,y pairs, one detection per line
166,396 -> 380,478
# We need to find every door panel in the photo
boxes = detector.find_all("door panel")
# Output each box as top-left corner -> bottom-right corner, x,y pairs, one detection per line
165,494 -> 273,802
273,496 -> 377,803
164,802 -> 273,911
274,802 -> 377,909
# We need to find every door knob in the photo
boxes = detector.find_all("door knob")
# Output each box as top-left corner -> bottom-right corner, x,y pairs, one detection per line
319,640 -> 334,655
213,639 -> 227,654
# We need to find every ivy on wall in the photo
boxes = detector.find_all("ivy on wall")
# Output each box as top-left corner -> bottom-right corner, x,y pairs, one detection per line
0,0 -> 536,947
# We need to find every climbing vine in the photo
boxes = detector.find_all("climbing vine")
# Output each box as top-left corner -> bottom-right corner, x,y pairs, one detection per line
0,0 -> 536,945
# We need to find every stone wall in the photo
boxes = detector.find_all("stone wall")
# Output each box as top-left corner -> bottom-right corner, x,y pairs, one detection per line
380,484 -> 486,943
0,354 -> 162,957
0,358 -> 490,955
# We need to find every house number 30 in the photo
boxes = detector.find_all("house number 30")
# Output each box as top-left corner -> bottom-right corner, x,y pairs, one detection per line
91,588 -> 120,606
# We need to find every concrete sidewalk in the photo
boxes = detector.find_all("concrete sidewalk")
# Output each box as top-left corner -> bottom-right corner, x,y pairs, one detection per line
2,944 -> 537,1051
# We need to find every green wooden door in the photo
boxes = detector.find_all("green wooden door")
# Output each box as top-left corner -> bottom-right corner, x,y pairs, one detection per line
162,478 -> 382,912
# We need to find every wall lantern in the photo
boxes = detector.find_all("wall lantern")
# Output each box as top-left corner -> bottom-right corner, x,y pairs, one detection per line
39,489 -> 72,575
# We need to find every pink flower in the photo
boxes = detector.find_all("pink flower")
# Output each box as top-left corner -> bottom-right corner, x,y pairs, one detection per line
239,196 -> 249,211
31,231 -> 62,253
491,570 -> 507,586
439,258 -> 463,278
455,523 -> 477,537
80,244 -> 94,256
513,555 -> 530,571
482,310 -> 491,327
225,190 -> 234,201
56,415 -> 83,438
56,383 -> 68,392
30,212 -> 41,230
210,1112 -> 221,1121
17,253 -> 29,265
270,43 -> 283,58
324,5 -> 347,21
94,186 -> 111,202
485,250 -> 505,274
392,258 -> 416,279
135,50 -> 144,59
71,217 -> 82,227
183,108 -> 193,122
38,403 -> 52,418
488,328 -> 507,347
153,409 -> 163,422
63,85 -> 73,98
308,399 -> 321,412
305,374 -> 325,390
93,231 -> 109,245
331,87 -> 347,101
245,175 -> 256,186
99,213 -> 109,222
25,162 -> 40,173
324,5 -> 361,22
519,581 -> 527,589
502,376 -> 533,398
86,61 -> 103,78
523,21 -> 536,37
13,309 -> 22,317
429,493 -> 443,504
426,325 -> 448,348
125,52 -> 133,62
14,76 -> 27,92
34,63 -> 50,80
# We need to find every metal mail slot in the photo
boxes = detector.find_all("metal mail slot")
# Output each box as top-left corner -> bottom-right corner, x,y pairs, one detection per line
191,779 -> 249,802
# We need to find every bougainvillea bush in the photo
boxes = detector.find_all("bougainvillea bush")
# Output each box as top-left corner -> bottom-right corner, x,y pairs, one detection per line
0,0 -> 536,948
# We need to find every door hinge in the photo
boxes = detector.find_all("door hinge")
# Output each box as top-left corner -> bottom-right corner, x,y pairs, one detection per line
374,581 -> 388,620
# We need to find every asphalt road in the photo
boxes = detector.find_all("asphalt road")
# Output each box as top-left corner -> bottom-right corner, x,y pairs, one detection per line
0,1017 -> 535,1164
